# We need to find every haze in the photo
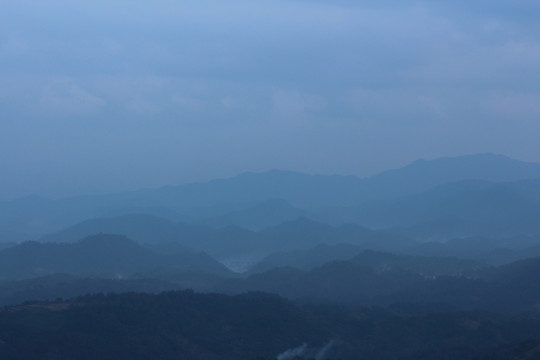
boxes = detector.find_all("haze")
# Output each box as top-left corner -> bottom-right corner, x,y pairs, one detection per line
2,0 -> 540,199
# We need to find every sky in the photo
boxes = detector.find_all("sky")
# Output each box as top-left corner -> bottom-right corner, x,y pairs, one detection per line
1,0 -> 540,200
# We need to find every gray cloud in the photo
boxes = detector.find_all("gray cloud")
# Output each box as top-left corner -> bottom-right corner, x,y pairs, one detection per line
1,1 -> 540,199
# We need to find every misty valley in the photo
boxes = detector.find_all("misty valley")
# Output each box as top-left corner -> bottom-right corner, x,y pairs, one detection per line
5,0 -> 540,357
0,154 -> 540,359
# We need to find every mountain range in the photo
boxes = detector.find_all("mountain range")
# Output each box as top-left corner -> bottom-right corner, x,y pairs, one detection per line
339,178 -> 540,239
36,215 -> 417,268
2,236 -> 540,314
3,153 -> 540,243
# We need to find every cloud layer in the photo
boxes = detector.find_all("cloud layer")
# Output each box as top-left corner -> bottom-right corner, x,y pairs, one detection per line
1,1 -> 540,198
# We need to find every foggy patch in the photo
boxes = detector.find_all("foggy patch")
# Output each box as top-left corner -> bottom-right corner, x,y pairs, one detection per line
277,341 -> 335,360
277,343 -> 307,360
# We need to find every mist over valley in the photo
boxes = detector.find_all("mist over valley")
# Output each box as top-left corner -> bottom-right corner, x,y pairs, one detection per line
3,0 -> 540,358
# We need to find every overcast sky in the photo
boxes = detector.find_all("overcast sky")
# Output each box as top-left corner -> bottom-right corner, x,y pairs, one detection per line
1,0 -> 540,199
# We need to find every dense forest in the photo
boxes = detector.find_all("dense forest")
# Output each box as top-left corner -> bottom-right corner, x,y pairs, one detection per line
1,291 -> 540,360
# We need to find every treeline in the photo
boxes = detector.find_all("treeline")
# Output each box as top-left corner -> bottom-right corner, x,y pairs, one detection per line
1,291 -> 539,360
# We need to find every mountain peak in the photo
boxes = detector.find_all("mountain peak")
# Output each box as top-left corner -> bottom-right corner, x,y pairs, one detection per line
364,153 -> 540,200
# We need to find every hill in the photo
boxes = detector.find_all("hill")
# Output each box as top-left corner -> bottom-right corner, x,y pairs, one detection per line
219,253 -> 540,313
39,215 -> 415,265
0,234 -> 231,280
344,179 -> 540,239
362,153 -> 540,201
1,291 -> 539,360
200,198 -> 310,230
406,235 -> 540,265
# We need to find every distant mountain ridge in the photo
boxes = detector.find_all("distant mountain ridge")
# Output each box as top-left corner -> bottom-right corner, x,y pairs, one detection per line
39,215 -> 416,266
2,153 -> 540,242
363,153 -> 540,200
147,153 -> 540,208
344,178 -> 540,239
199,198 -> 310,230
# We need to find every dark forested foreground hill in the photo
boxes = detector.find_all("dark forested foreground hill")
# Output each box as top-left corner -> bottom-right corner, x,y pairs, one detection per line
0,291 -> 539,360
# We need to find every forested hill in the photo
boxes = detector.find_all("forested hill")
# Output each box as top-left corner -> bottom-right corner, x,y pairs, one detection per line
0,233 -> 231,280
1,291 -> 539,360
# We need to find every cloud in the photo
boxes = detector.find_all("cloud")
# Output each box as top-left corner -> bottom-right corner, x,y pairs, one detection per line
1,0 -> 540,198
485,92 -> 540,119
29,78 -> 106,118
